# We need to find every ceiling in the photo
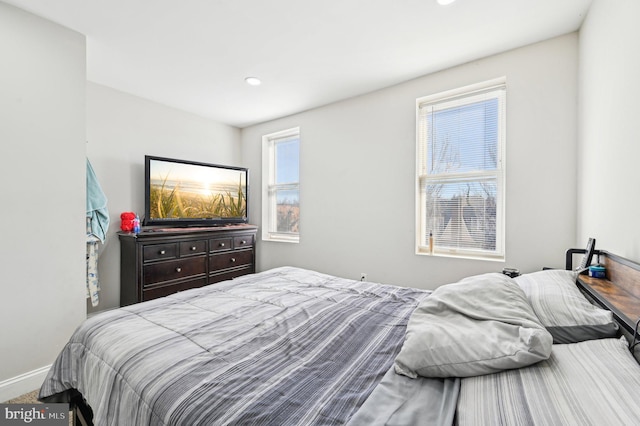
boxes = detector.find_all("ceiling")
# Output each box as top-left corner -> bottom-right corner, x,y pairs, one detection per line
7,0 -> 592,128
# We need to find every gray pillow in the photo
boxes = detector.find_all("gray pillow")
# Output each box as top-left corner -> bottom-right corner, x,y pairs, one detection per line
394,273 -> 552,378
513,269 -> 619,343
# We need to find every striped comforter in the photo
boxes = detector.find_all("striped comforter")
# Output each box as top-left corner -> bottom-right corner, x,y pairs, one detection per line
39,267 -> 430,425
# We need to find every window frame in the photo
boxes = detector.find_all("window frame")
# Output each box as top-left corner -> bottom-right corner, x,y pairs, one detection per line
415,78 -> 506,261
262,127 -> 300,243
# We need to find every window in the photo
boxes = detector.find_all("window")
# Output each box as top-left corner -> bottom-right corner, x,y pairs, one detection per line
262,127 -> 300,243
416,78 -> 506,260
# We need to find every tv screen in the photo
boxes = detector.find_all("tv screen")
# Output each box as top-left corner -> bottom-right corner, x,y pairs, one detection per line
144,155 -> 248,227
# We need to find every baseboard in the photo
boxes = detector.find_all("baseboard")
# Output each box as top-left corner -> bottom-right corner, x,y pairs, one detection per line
0,365 -> 51,402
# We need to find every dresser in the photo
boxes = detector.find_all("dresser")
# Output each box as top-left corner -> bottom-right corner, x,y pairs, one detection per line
118,224 -> 258,306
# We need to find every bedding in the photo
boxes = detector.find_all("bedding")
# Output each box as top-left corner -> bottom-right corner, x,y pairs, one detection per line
456,337 -> 640,425
39,266 -> 436,425
39,265 -> 638,425
347,367 -> 459,426
394,273 -> 552,379
514,269 -> 619,343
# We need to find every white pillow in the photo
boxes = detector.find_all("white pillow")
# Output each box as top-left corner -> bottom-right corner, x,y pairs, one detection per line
514,269 -> 619,343
394,273 -> 552,378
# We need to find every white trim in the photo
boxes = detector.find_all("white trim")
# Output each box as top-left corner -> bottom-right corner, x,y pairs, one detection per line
262,127 -> 300,243
415,77 -> 506,261
0,365 -> 51,402
264,232 -> 300,244
416,76 -> 506,106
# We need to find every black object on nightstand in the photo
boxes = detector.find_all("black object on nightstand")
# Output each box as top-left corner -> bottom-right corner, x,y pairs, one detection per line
502,268 -> 520,278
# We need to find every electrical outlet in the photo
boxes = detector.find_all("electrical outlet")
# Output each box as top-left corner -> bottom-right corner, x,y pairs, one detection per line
360,273 -> 367,281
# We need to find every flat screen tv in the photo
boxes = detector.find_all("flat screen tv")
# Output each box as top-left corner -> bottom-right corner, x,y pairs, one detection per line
144,155 -> 248,227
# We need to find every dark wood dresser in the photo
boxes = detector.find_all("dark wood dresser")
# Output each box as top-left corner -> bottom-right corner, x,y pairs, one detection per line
118,224 -> 258,306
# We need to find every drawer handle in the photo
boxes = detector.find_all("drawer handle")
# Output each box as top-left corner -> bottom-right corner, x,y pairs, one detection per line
159,250 -> 166,255
230,258 -> 236,263
190,246 -> 197,251
241,240 -> 247,245
219,243 -> 225,247
175,267 -> 182,273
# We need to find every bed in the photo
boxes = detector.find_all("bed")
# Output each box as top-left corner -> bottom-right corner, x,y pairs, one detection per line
39,259 -> 640,425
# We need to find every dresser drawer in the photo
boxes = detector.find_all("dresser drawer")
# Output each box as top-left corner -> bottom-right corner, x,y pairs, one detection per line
142,277 -> 208,301
234,234 -> 254,249
143,243 -> 178,262
179,240 -> 206,257
209,266 -> 252,284
143,256 -> 206,285
209,249 -> 253,270
210,237 -> 233,252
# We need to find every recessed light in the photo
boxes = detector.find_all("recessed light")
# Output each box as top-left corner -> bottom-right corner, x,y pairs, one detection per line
244,77 -> 261,86
437,0 -> 456,5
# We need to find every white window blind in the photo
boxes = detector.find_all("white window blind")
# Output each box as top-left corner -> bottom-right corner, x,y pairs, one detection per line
262,128 -> 300,243
416,79 -> 506,260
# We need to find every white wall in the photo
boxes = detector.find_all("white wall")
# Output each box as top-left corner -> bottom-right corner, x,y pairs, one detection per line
86,83 -> 241,313
0,2 -> 86,399
577,0 -> 640,261
242,34 -> 578,289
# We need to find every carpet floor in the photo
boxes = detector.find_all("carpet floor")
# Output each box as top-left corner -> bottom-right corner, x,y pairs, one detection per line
3,389 -> 39,404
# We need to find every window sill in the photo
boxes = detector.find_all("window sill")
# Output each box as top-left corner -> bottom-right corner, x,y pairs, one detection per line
263,234 -> 299,244
416,247 -> 504,263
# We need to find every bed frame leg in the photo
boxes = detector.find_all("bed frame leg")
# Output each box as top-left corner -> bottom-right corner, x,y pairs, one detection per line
69,396 -> 94,426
